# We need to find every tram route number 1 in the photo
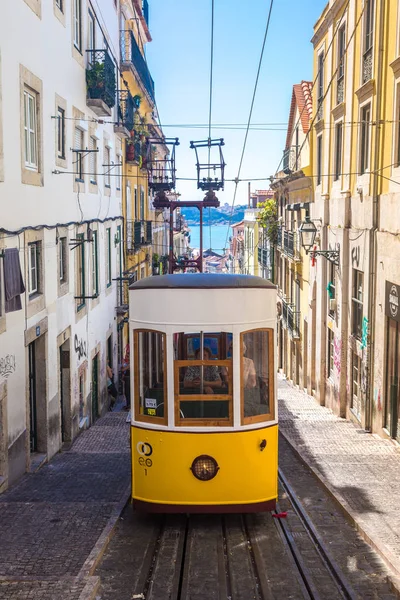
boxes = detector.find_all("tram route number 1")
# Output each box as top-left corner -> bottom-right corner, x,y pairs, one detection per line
137,441 -> 153,475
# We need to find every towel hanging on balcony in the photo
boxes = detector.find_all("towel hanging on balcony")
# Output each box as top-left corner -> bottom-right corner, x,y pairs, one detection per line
3,248 -> 25,313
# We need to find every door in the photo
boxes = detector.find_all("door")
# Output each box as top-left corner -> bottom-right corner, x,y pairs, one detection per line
59,342 -> 70,443
92,354 -> 99,422
386,319 -> 400,441
28,342 -> 37,452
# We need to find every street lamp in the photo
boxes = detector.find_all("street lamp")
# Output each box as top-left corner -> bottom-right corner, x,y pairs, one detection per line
298,217 -> 340,266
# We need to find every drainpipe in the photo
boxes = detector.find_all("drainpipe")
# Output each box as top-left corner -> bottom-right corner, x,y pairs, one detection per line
366,0 -> 385,431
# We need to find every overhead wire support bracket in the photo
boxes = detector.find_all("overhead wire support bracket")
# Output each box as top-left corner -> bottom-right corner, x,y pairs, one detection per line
190,138 -> 226,191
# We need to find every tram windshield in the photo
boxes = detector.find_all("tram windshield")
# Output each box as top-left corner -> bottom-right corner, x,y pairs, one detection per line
134,330 -> 167,424
241,329 -> 274,424
174,332 -> 233,424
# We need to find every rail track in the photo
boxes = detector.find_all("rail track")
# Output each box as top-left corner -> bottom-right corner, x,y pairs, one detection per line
97,477 -> 361,600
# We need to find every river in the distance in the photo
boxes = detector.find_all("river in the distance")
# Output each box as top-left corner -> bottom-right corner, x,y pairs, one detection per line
188,224 -> 231,254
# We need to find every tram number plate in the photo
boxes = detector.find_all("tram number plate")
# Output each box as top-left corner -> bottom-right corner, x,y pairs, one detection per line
137,441 -> 153,475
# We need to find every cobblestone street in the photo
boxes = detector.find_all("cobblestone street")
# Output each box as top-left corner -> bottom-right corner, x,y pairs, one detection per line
2,381 -> 400,599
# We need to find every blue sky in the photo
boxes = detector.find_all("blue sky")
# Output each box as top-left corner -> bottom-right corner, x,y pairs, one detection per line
147,0 -> 327,205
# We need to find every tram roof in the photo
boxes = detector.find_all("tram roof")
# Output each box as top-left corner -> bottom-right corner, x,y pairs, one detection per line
129,273 -> 276,291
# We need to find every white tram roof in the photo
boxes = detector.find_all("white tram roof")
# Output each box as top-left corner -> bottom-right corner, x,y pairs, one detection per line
129,274 -> 277,329
130,273 -> 276,290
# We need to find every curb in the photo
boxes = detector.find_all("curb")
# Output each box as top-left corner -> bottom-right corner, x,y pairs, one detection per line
77,577 -> 101,600
78,484 -> 131,579
279,428 -> 400,598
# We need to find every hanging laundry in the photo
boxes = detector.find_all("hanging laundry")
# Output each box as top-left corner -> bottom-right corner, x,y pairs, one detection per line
4,248 -> 25,313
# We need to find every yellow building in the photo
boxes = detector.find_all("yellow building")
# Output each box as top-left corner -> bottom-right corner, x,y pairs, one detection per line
310,0 -> 400,442
271,82 -> 313,390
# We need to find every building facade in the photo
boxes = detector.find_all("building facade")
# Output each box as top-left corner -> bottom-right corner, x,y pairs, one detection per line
0,0 -> 130,491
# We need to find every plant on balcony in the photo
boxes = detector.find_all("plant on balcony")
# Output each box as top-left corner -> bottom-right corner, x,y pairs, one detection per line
86,61 -> 116,108
257,199 -> 279,245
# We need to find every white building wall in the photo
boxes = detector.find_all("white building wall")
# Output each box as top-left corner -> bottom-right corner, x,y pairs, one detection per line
0,0 -> 124,490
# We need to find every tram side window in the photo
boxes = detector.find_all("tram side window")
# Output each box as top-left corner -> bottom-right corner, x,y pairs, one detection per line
174,332 -> 233,424
134,330 -> 167,423
241,329 -> 274,424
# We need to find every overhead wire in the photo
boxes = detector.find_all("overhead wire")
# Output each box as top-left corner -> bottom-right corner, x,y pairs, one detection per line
223,0 -> 275,251
208,0 -> 215,251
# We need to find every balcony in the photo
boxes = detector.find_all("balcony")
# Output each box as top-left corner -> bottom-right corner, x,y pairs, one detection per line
142,0 -> 149,27
120,30 -> 155,103
282,146 -> 299,175
114,90 -> 135,138
126,139 -> 146,166
127,220 -> 152,252
282,298 -> 300,340
115,277 -> 129,316
86,49 -> 116,116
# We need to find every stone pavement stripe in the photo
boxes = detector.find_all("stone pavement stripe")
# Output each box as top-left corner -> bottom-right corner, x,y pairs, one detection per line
278,376 -> 400,597
78,484 -> 131,578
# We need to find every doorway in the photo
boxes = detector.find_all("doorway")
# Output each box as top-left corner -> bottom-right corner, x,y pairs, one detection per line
92,354 -> 99,422
28,342 -> 37,453
59,339 -> 71,443
28,335 -> 47,455
385,318 -> 400,442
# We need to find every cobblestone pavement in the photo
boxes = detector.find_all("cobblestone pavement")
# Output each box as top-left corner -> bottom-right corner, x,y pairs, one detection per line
278,375 -> 400,590
0,409 -> 130,600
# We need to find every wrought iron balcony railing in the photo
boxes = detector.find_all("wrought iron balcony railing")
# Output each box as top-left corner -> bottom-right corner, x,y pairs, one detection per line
282,298 -> 301,340
115,276 -> 129,316
283,146 -> 299,174
362,47 -> 373,85
126,220 -> 152,251
86,49 -> 116,112
277,230 -> 301,261
120,30 -> 155,103
116,90 -> 135,133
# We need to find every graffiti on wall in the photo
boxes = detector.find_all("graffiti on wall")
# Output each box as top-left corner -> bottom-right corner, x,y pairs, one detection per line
0,354 -> 16,379
74,335 -> 87,361
333,338 -> 342,375
360,317 -> 369,350
351,246 -> 360,268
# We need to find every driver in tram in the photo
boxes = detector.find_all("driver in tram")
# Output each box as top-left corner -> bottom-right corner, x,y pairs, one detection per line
183,347 -> 223,394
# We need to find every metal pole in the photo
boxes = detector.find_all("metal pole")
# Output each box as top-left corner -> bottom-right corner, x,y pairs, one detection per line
169,204 -> 174,274
199,207 -> 203,273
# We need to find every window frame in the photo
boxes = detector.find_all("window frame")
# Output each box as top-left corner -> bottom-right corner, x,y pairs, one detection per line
59,236 -> 67,283
73,0 -> 82,51
24,89 -> 38,170
337,23 -> 346,82
74,127 -> 84,182
360,103 -> 371,174
57,106 -> 65,160
334,121 -> 343,181
28,242 -> 39,296
316,134 -> 323,186
104,146 -> 111,188
55,0 -> 63,10
92,230 -> 99,297
351,351 -> 362,417
363,0 -> 374,54
352,269 -> 364,339
89,135 -> 97,184
241,328 -> 275,426
76,234 -> 86,311
116,154 -> 121,191
134,329 -> 168,426
106,227 -> 112,287
88,9 -> 96,58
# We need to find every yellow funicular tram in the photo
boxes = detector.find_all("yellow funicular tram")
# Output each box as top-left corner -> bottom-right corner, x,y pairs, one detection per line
129,273 -> 278,512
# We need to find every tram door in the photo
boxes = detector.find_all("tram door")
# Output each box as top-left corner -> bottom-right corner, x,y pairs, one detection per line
28,342 -> 38,452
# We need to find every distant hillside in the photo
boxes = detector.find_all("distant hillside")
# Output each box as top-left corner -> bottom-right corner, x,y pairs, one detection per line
180,205 -> 246,225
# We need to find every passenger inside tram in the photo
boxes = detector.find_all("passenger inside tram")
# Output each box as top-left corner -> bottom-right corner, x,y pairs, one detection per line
183,347 -> 223,394
242,330 -> 271,418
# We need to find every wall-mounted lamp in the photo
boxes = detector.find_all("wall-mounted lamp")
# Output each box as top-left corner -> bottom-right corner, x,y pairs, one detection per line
298,217 -> 340,266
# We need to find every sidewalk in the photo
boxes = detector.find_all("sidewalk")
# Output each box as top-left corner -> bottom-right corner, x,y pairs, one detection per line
0,407 -> 131,600
278,376 -> 400,585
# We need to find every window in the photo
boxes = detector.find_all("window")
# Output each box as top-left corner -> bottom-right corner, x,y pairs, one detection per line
134,330 -> 167,424
337,24 -> 346,81
55,0 -> 63,11
116,155 -> 121,190
173,332 -> 233,425
88,11 -> 96,60
106,228 -> 111,287
317,51 -> 324,117
104,146 -> 111,187
28,242 -> 40,295
327,328 -> 334,378
76,234 -> 85,310
351,352 -> 362,418
134,186 -> 139,220
241,330 -> 274,425
317,134 -> 323,185
24,90 -> 38,170
73,0 -> 82,50
92,231 -> 99,296
334,122 -> 343,180
360,104 -> 371,174
74,127 -> 84,181
352,269 -> 364,339
59,236 -> 67,283
117,225 -> 122,278
57,107 -> 65,159
89,136 -> 97,184
364,0 -> 374,53
140,185 -> 145,219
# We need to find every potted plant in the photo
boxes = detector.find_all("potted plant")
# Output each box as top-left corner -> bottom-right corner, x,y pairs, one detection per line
86,61 -> 116,108
126,130 -> 136,162
152,252 -> 160,275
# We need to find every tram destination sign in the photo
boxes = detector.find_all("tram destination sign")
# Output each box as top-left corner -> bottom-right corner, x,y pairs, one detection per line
385,280 -> 400,322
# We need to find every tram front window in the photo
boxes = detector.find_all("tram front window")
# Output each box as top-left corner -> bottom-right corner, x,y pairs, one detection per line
174,332 -> 233,424
241,329 -> 274,423
134,330 -> 167,423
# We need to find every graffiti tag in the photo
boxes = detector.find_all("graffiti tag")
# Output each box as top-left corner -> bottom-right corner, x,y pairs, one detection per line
333,338 -> 342,375
0,354 -> 16,379
351,246 -> 360,267
74,335 -> 87,360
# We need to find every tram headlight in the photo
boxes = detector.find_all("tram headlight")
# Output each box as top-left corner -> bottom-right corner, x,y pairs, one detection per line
190,455 -> 219,481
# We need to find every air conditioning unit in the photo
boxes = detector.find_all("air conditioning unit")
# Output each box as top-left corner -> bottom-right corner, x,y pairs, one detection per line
329,299 -> 337,312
